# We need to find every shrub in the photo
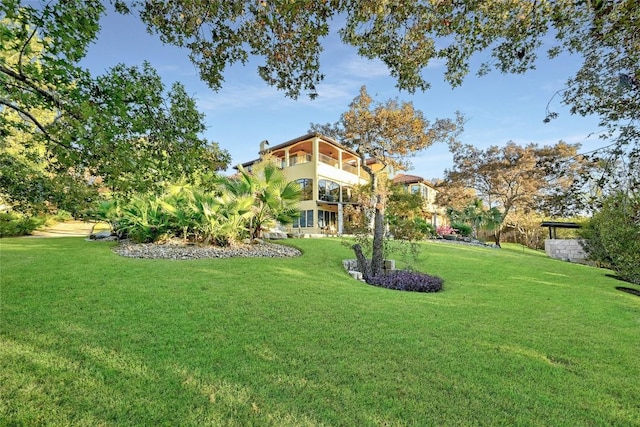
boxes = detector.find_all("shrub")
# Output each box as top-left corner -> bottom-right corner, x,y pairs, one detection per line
389,217 -> 435,241
367,270 -> 444,293
451,222 -> 472,237
51,210 -> 73,222
0,212 -> 45,237
580,192 -> 640,284
436,225 -> 456,236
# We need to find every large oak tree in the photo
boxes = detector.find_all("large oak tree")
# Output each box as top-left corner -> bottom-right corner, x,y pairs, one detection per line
311,86 -> 462,279
1,1 -> 229,213
438,140 -> 588,246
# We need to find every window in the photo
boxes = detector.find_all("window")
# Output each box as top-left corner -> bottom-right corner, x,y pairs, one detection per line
293,210 -> 314,228
319,179 -> 340,202
318,210 -> 337,229
342,186 -> 356,203
296,178 -> 313,201
410,184 -> 420,194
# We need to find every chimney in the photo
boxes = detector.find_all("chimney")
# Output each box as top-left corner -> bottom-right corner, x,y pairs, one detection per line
259,139 -> 270,153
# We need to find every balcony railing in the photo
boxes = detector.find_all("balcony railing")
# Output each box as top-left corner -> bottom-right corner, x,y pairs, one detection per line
342,163 -> 358,175
318,152 -> 339,167
289,153 -> 312,166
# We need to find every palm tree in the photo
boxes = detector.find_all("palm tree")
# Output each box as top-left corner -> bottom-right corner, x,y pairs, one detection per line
222,161 -> 301,239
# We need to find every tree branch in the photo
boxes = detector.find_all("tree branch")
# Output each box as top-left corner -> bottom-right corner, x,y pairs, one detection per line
0,97 -> 72,151
0,64 -> 81,120
18,27 -> 39,77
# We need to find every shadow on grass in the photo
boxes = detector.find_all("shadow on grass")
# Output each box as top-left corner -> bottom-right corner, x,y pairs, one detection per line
615,286 -> 640,297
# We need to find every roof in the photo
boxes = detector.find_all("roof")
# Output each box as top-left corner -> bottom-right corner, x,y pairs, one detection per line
393,174 -> 435,188
265,132 -> 360,157
540,221 -> 582,229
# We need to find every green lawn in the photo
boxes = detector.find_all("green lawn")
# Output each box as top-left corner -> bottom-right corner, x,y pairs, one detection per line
1,237 -> 639,426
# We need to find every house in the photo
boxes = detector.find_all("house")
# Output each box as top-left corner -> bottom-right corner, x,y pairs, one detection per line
392,174 -> 445,227
237,133 -> 369,235
237,133 -> 446,235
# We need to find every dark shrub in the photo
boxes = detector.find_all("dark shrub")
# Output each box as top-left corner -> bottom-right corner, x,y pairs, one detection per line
579,192 -> 640,284
367,270 -> 443,293
451,222 -> 472,237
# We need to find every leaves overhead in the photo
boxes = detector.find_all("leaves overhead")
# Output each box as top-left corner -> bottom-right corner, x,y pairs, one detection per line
1,1 -> 230,211
130,0 -> 638,189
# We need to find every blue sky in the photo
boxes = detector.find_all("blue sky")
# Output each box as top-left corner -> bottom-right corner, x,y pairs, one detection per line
80,7 -> 605,181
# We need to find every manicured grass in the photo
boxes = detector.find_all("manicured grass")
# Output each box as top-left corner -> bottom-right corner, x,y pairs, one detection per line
1,237 -> 639,426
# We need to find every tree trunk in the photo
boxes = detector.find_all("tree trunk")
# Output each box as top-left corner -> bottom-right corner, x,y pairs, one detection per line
494,228 -> 502,247
371,194 -> 385,277
352,243 -> 372,282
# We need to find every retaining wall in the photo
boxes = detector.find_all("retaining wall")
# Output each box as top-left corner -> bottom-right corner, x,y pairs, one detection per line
544,239 -> 587,262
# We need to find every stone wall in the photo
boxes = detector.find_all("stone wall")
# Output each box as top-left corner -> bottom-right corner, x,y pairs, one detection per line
544,239 -> 587,262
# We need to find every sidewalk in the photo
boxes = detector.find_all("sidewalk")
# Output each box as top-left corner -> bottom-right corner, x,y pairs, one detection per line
26,220 -> 97,238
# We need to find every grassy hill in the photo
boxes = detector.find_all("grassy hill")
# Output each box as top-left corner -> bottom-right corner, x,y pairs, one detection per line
1,237 -> 638,426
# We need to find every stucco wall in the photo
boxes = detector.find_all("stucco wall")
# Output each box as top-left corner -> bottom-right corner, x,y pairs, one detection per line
544,239 -> 587,262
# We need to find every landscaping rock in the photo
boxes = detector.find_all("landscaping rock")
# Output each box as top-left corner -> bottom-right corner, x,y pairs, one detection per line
89,230 -> 117,241
263,231 -> 288,239
112,240 -> 301,259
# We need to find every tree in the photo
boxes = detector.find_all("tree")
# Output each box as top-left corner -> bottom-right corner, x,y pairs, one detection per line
386,184 -> 435,241
222,159 -> 301,239
1,1 -> 230,212
127,0 -> 638,184
445,198 -> 501,241
580,191 -> 640,285
441,141 -> 586,246
311,86 -> 462,279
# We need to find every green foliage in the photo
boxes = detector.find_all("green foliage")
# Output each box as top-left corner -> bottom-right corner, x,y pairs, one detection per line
386,184 -> 435,241
0,2 -> 230,213
133,0 -> 638,187
451,222 -> 472,237
223,161 -> 302,239
101,170 -> 302,245
580,192 -> 640,284
2,238 -> 639,425
0,211 -> 45,237
446,199 -> 503,240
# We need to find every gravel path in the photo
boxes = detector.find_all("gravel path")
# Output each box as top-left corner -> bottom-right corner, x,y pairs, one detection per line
112,240 -> 302,260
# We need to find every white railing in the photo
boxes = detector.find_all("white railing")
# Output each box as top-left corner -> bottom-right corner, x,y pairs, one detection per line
289,153 -> 312,166
342,163 -> 358,175
318,153 -> 338,166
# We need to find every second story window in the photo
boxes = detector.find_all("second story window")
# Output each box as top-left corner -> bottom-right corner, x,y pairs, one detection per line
296,178 -> 313,201
319,179 -> 340,202
342,186 -> 357,203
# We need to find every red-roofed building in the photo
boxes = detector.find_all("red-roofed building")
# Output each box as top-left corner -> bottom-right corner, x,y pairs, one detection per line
392,174 -> 445,227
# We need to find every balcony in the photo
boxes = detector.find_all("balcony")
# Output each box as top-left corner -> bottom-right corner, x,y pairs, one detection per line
342,162 -> 358,175
318,152 -> 339,167
289,153 -> 312,166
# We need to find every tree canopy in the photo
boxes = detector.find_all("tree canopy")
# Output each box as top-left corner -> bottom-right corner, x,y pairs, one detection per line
311,86 -> 462,278
126,0 -> 638,179
0,1 -> 229,213
437,140 -> 588,245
